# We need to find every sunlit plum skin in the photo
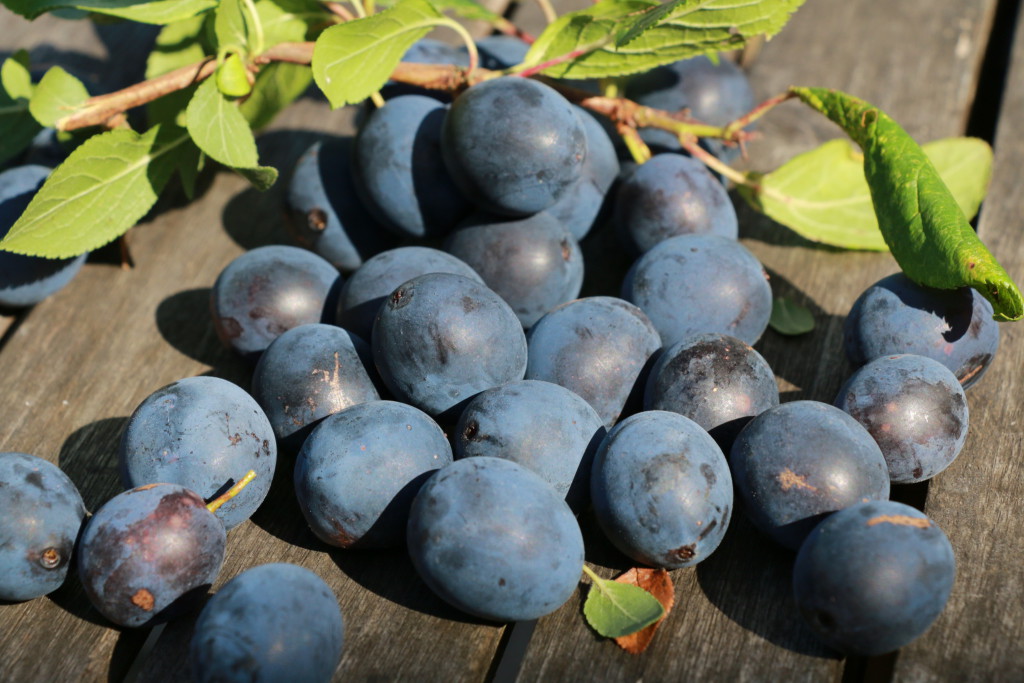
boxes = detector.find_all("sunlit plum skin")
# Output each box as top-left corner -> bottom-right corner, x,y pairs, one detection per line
526,296 -> 661,428
0,453 -> 86,601
119,377 -> 276,530
0,165 -> 87,308
210,245 -> 341,360
372,272 -> 527,419
622,234 -> 772,347
354,95 -> 471,239
843,273 -> 999,390
251,324 -> 380,454
729,401 -> 890,550
591,411 -> 732,568
614,154 -> 738,253
547,106 -> 621,241
454,380 -> 606,510
190,563 -> 344,683
644,333 -> 779,451
793,501 -> 955,656
407,457 -> 584,622
336,246 -> 482,341
444,212 -> 583,328
78,484 -> 226,628
835,354 -> 968,484
441,77 -> 587,216
295,400 -> 452,548
286,139 -> 393,273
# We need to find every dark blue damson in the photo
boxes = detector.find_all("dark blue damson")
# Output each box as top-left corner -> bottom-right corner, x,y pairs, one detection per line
407,457 -> 584,622
442,77 -> 587,216
0,453 -> 86,601
591,411 -> 733,568
294,400 -> 452,548
729,401 -> 890,549
190,563 -> 344,683
793,501 -> 955,656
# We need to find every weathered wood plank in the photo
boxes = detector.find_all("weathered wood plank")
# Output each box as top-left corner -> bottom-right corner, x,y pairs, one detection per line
513,0 -> 1000,681
891,6 -> 1024,681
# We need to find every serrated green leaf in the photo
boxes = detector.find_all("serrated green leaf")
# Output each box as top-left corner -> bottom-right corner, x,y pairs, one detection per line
769,297 -> 814,335
2,50 -> 33,100
739,138 -> 992,252
217,54 -> 253,97
145,16 -> 210,79
522,0 -> 806,80
215,0 -> 250,52
257,0 -> 326,45
29,66 -> 90,128
583,570 -> 665,638
240,62 -> 312,130
185,78 -> 275,190
312,0 -> 443,108
0,125 -> 187,258
2,0 -> 217,24
790,87 -> 1021,322
428,0 -> 502,23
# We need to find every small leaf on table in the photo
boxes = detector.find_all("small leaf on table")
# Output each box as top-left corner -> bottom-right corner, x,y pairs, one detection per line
583,566 -> 665,639
612,568 -> 674,654
769,297 -> 815,336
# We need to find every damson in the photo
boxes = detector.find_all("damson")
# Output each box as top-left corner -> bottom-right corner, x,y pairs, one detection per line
0,453 -> 86,601
251,324 -> 380,453
211,245 -> 341,359
591,411 -> 733,569
442,77 -> 587,216
0,165 -> 87,308
119,376 -> 276,530
336,246 -> 482,341
729,401 -> 890,549
286,139 -> 392,273
294,401 -> 452,548
190,564 -> 344,683
622,234 -> 772,347
793,501 -> 955,656
645,333 -> 779,449
444,212 -> 583,328
78,484 -> 226,627
835,354 -> 968,484
407,457 -> 584,622
372,272 -> 527,418
354,95 -> 470,238
453,380 -> 606,510
844,273 -> 999,389
526,297 -> 661,428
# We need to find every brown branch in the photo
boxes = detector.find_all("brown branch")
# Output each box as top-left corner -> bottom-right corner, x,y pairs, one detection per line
323,1 -> 355,21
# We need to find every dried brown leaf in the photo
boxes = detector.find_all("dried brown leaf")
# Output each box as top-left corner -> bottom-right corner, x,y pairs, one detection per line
612,568 -> 674,654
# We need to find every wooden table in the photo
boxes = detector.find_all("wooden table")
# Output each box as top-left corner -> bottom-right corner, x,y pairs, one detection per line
1,0 -> 1021,680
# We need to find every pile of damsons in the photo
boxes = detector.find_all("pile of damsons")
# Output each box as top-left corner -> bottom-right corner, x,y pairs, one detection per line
0,36 -> 999,681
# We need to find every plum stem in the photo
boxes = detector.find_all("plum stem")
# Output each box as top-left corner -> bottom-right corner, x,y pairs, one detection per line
206,470 -> 256,513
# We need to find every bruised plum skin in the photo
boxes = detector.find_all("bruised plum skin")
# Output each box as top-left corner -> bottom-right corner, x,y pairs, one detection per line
407,457 -> 584,622
190,563 -> 344,683
835,354 -> 968,484
843,273 -> 999,390
729,401 -> 890,550
526,296 -> 662,428
372,273 -> 527,419
0,453 -> 86,601
793,501 -> 955,656
78,484 -> 226,628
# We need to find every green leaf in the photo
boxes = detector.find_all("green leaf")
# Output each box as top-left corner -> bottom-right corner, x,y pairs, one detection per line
239,62 -> 312,130
215,0 -> 250,52
521,0 -> 806,80
29,66 -> 90,127
583,568 -> 665,638
185,78 -> 276,190
0,125 -> 188,258
739,138 -> 992,252
312,0 -> 443,108
2,0 -> 217,24
145,16 -> 210,79
790,86 -> 1022,322
2,50 -> 33,100
257,0 -> 326,45
428,0 -> 503,23
769,297 -> 815,335
0,51 -> 41,167
217,53 -> 253,97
